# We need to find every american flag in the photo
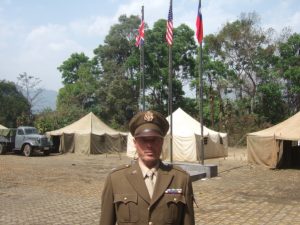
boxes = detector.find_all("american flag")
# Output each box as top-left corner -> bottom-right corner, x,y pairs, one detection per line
135,10 -> 145,47
166,0 -> 173,46
196,0 -> 203,43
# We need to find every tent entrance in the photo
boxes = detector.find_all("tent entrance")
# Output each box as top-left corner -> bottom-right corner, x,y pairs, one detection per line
51,136 -> 60,153
278,141 -> 300,168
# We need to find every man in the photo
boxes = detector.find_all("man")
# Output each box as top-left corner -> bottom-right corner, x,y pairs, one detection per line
100,110 -> 195,225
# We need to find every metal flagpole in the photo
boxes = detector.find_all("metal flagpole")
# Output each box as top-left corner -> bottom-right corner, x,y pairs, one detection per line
168,45 -> 173,163
166,0 -> 173,163
136,5 -> 145,111
139,37 -> 143,111
199,41 -> 204,165
196,0 -> 204,164
141,6 -> 145,111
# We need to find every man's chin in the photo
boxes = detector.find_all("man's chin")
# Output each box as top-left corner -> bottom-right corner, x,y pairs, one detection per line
144,156 -> 156,161
142,156 -> 159,165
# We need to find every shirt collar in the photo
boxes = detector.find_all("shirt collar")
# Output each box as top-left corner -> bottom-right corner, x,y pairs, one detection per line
138,159 -> 158,178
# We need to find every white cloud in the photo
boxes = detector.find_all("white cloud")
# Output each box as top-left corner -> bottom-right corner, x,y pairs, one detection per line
259,1 -> 300,34
0,21 -> 10,48
287,11 -> 300,32
1,24 -> 86,90
70,16 -> 113,39
0,19 -> 24,49
116,0 -> 167,25
21,24 -> 83,61
1,0 -> 299,92
25,24 -> 66,42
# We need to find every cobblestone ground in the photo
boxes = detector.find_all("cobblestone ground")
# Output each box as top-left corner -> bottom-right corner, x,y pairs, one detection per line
0,148 -> 300,225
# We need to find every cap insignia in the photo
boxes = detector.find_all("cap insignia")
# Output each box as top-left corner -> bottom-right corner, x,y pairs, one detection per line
144,111 -> 154,122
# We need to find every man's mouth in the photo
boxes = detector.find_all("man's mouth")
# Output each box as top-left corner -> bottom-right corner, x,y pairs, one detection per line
144,151 -> 154,155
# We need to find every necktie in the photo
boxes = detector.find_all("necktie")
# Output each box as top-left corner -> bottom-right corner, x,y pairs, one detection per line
146,170 -> 155,198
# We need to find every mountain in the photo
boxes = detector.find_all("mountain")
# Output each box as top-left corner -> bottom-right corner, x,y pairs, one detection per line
32,89 -> 57,112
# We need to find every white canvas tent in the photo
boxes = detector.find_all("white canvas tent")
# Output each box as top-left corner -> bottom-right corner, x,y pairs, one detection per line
247,111 -> 300,168
47,112 -> 128,155
0,124 -> 7,129
127,108 -> 228,162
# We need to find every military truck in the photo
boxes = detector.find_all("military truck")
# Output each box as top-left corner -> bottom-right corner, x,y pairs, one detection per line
0,126 -> 52,157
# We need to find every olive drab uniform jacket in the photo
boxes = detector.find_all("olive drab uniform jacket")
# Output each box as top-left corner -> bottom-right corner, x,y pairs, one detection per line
99,160 -> 195,225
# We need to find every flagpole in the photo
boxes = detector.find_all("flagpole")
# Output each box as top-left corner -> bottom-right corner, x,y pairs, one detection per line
166,0 -> 173,164
196,0 -> 204,164
168,45 -> 173,164
141,5 -> 145,111
199,40 -> 204,165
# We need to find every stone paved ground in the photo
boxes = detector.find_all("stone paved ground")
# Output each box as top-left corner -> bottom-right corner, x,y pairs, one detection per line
0,148 -> 300,225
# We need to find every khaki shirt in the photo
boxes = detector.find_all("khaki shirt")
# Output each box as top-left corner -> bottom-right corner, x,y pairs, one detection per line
99,160 -> 195,225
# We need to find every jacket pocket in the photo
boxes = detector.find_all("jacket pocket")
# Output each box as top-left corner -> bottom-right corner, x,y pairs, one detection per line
114,194 -> 139,223
164,194 -> 186,223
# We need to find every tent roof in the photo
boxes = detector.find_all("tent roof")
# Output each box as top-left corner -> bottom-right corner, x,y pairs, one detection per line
0,124 -> 7,129
166,108 -> 227,137
47,112 -> 127,136
248,111 -> 300,140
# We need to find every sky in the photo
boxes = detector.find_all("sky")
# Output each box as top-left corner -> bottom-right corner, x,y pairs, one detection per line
0,0 -> 300,92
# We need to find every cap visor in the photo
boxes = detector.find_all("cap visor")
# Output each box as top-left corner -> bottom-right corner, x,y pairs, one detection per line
134,129 -> 163,138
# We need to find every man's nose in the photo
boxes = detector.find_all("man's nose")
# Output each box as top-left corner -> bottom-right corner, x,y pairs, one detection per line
145,141 -> 154,147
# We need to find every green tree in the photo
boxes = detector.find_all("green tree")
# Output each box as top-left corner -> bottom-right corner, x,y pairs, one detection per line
277,33 -> 300,114
56,53 -> 100,117
93,15 -> 197,127
34,107 -> 87,133
93,15 -> 140,127
197,34 -> 236,129
145,20 -> 197,114
57,52 -> 90,85
216,12 -> 274,112
34,108 -> 57,133
198,12 -> 286,130
253,40 -> 286,124
255,81 -> 285,124
0,80 -> 31,127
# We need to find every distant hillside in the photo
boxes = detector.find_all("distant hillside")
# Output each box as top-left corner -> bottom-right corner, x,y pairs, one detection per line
32,89 -> 57,113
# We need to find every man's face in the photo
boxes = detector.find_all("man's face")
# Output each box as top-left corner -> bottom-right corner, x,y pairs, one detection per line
134,136 -> 164,168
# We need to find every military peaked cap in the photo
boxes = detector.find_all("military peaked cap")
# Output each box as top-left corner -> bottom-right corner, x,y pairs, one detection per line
129,110 -> 169,138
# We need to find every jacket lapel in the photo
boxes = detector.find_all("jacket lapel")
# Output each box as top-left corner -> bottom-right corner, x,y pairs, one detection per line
151,163 -> 174,205
125,162 -> 151,204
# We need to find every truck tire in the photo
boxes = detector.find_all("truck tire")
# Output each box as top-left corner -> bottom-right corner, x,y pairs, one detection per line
23,144 -> 32,157
0,143 -> 6,155
43,150 -> 50,156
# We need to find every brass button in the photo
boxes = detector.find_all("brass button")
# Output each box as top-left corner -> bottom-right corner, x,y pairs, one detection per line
124,197 -> 127,200
174,198 -> 177,201
149,222 -> 153,225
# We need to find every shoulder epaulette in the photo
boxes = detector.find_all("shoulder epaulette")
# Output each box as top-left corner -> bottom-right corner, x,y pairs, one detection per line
110,164 -> 131,173
172,165 -> 189,174
161,162 -> 189,175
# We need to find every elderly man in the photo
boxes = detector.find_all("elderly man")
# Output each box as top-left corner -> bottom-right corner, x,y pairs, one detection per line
100,110 -> 195,225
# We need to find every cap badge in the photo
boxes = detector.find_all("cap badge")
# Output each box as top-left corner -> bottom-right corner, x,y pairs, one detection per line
144,111 -> 154,122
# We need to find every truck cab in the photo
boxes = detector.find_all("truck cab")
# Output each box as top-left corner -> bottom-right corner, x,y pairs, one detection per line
15,126 -> 52,156
0,126 -> 52,157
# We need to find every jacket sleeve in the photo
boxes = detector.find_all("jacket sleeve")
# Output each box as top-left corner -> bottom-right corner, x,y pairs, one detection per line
183,174 -> 195,225
99,174 -> 116,225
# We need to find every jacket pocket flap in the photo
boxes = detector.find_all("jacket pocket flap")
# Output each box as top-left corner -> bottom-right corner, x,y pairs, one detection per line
165,194 -> 186,204
114,194 -> 138,204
